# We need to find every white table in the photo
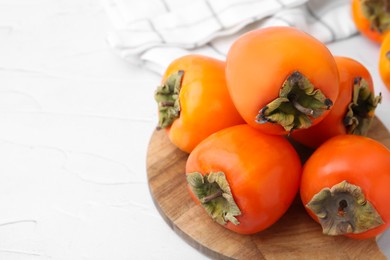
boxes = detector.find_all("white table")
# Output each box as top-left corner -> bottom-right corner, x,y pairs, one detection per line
0,1 -> 388,259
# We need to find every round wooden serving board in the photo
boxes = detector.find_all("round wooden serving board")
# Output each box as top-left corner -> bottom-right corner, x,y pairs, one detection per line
146,117 -> 390,260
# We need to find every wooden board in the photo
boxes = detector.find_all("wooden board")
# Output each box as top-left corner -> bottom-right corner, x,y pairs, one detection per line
146,117 -> 390,260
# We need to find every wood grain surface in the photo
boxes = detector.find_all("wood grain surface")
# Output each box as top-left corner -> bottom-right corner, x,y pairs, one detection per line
146,117 -> 390,260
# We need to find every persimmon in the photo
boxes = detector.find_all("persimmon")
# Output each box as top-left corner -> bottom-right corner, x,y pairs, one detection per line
351,0 -> 390,43
292,56 -> 381,148
154,54 -> 244,153
186,124 -> 302,235
225,26 -> 339,135
300,135 -> 390,239
379,32 -> 390,91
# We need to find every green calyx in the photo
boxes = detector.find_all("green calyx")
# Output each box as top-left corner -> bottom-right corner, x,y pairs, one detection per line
256,71 -> 333,132
154,70 -> 184,129
186,171 -> 241,226
306,180 -> 384,236
344,77 -> 382,135
361,0 -> 390,34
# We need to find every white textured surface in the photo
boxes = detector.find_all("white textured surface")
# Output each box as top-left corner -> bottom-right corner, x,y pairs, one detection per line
0,0 -> 388,259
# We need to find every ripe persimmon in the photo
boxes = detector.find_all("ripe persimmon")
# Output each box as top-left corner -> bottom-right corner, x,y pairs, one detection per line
300,135 -> 390,239
154,55 -> 244,153
225,27 -> 339,135
186,124 -> 302,234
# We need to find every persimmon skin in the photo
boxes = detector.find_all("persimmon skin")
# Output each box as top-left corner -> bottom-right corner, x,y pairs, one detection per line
300,135 -> 390,239
162,55 -> 244,153
186,124 -> 302,234
379,33 -> 390,91
225,26 -> 339,135
292,57 -> 375,148
351,0 -> 385,44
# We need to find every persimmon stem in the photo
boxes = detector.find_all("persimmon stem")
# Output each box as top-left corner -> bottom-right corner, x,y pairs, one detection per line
288,93 -> 314,116
338,199 -> 348,217
186,171 -> 241,226
201,190 -> 223,203
160,101 -> 175,107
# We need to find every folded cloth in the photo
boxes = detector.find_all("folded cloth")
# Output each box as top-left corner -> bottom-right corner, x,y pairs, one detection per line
102,0 -> 357,75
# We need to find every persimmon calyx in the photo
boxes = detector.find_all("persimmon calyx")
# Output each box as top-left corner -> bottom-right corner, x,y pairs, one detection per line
306,180 -> 384,236
256,71 -> 333,132
186,171 -> 241,225
154,70 -> 184,129
361,0 -> 390,34
344,77 -> 382,135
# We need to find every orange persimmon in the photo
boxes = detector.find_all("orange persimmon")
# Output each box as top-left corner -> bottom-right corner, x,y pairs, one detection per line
186,124 -> 302,234
292,56 -> 381,148
300,135 -> 390,239
154,55 -> 244,153
351,0 -> 390,43
225,26 -> 339,135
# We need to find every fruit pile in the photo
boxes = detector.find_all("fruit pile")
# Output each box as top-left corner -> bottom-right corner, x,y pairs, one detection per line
154,25 -> 390,239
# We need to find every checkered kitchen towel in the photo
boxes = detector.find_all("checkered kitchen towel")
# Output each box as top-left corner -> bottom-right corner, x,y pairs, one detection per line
102,0 -> 357,75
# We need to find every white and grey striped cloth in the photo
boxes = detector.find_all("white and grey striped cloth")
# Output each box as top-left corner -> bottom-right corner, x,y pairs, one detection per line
102,0 -> 357,75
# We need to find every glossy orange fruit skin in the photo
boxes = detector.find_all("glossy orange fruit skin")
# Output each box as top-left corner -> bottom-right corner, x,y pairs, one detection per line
351,0 -> 384,44
162,55 -> 244,153
292,57 -> 375,148
379,33 -> 390,91
300,135 -> 390,239
186,124 -> 302,234
225,26 -> 339,135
